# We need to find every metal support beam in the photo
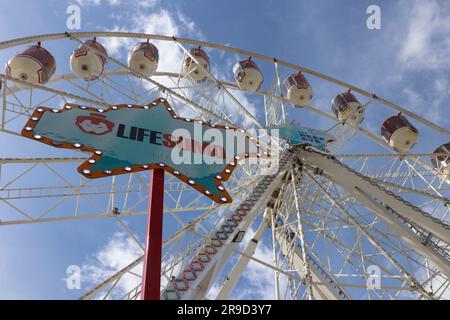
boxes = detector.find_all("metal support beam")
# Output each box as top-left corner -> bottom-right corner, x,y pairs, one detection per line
215,217 -> 268,299
141,169 -> 165,300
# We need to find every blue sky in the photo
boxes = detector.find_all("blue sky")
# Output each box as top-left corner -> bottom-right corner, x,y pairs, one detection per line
0,0 -> 449,299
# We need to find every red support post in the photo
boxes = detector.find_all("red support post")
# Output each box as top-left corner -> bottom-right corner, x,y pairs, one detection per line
141,168 -> 165,300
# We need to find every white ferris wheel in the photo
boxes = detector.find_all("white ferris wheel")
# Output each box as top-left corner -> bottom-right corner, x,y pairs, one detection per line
0,32 -> 449,300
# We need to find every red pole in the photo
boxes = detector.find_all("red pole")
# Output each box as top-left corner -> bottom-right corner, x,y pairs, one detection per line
141,168 -> 165,300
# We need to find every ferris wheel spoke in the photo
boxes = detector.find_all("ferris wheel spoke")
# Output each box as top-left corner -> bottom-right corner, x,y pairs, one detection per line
301,169 -> 432,298
79,255 -> 144,300
174,82 -> 235,125
63,78 -> 108,104
97,75 -> 141,104
299,215 -> 421,299
276,219 -> 351,299
272,60 -> 287,126
300,148 -> 450,242
2,75 -> 105,110
289,166 -> 317,299
213,168 -> 360,300
300,159 -> 450,282
273,180 -> 369,299
338,156 -> 450,225
342,155 -> 449,196
424,269 -> 450,299
359,175 -> 448,203
0,166 -> 255,226
322,200 -> 447,298
4,83 -> 28,112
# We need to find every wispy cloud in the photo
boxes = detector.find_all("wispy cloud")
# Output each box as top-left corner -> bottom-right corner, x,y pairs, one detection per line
75,0 -> 159,8
102,8 -> 202,81
398,0 -> 450,70
81,231 -> 143,299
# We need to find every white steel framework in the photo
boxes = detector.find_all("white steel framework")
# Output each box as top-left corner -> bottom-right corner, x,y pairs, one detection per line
0,32 -> 449,300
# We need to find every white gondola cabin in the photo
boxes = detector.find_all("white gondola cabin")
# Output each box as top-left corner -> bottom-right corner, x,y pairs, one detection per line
182,47 -> 210,83
233,58 -> 263,92
284,72 -> 312,107
70,38 -> 108,81
331,91 -> 364,126
128,41 -> 159,77
431,142 -> 450,182
6,43 -> 56,88
381,113 -> 418,152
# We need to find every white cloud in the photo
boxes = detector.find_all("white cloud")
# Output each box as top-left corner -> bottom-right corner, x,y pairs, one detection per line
102,9 -> 201,76
429,76 -> 450,125
101,26 -> 135,57
400,78 -> 450,126
107,0 -> 122,6
80,228 -> 193,299
99,8 -> 260,127
398,0 -> 450,70
81,231 -> 143,299
135,0 -> 159,8
206,283 -> 221,300
75,0 -> 159,8
176,10 -> 199,37
75,0 -> 102,6
131,10 -> 188,73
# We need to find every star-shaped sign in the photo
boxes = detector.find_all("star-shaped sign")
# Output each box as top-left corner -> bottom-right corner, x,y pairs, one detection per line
21,98 -> 267,203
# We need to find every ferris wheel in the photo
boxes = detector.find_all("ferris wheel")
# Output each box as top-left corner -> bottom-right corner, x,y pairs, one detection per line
0,31 -> 449,300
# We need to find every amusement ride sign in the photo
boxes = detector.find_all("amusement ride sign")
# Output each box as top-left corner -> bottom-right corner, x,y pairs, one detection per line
21,98 -> 265,204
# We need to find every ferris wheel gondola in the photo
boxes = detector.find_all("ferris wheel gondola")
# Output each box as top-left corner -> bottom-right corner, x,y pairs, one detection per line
128,41 -> 159,76
70,38 -> 108,81
6,42 -> 56,88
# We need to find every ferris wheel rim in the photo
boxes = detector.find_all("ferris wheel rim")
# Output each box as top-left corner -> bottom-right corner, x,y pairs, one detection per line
0,31 -> 448,138
0,69 -> 444,178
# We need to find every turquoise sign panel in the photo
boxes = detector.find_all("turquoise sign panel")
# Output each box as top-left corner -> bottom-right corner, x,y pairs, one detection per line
269,123 -> 334,151
21,98 -> 261,203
